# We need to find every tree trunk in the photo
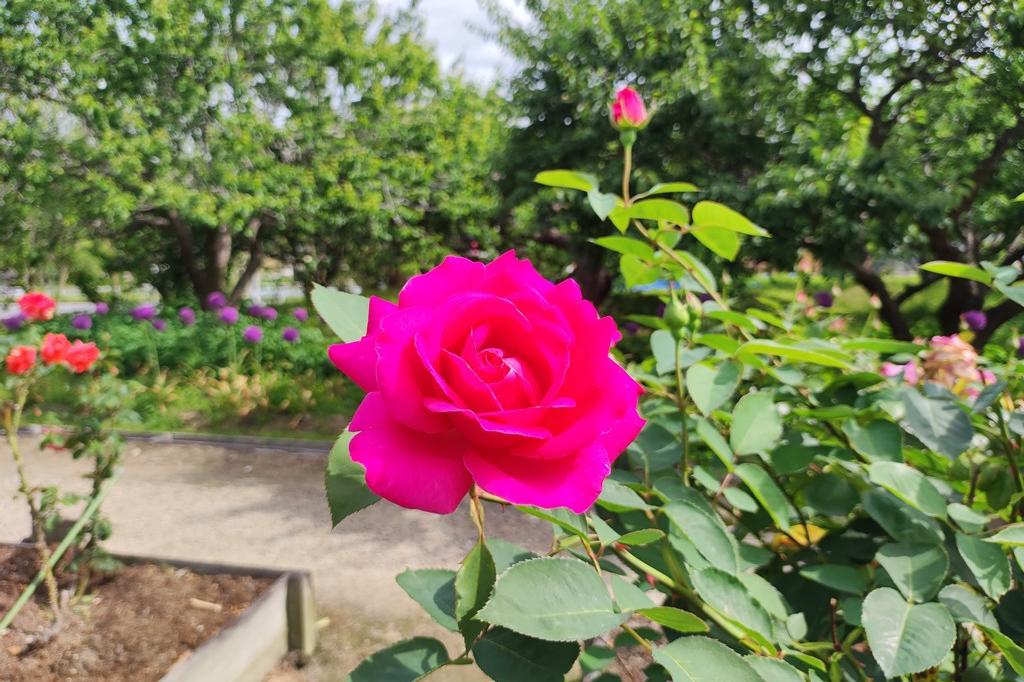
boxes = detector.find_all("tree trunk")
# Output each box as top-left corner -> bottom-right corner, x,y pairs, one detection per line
936,278 -> 984,335
972,299 -> 1023,349
847,260 -> 913,340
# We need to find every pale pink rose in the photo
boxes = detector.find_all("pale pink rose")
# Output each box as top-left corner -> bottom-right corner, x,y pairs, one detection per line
880,362 -> 903,378
903,362 -> 921,385
329,252 -> 645,514
980,369 -> 996,385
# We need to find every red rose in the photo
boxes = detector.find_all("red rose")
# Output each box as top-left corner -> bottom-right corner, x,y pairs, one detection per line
6,346 -> 37,375
18,292 -> 56,322
40,333 -> 71,365
64,341 -> 100,373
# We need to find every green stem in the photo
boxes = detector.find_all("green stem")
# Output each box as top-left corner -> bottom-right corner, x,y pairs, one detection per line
622,143 -> 633,203
675,338 -> 690,486
0,471 -> 119,632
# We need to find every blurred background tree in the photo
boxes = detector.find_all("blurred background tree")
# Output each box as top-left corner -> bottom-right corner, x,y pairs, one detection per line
488,0 -> 1023,340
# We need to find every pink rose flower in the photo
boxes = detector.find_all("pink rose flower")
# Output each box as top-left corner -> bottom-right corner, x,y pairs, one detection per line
880,362 -> 903,378
329,252 -> 645,514
610,87 -> 648,128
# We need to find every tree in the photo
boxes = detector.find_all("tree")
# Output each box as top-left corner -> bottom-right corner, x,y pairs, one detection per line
0,0 -> 501,303
488,0 -> 1024,342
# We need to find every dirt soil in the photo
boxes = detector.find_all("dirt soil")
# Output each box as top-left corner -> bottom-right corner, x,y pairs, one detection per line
0,546 -> 272,682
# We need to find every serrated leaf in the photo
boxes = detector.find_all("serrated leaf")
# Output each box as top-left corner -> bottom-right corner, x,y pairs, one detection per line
455,541 -> 496,644
663,501 -> 740,574
737,339 -> 851,368
653,636 -> 765,682
691,224 -> 741,260
395,569 -> 458,632
937,584 -> 998,628
472,627 -> 580,682
694,417 -> 734,470
978,625 -> 1024,675
799,564 -> 870,595
597,479 -> 652,511
346,637 -> 450,682
312,284 -> 369,342
617,528 -> 665,546
325,431 -> 380,527
862,587 -> 955,678
900,388 -> 973,458
734,462 -> 793,530
476,558 -> 626,641
744,656 -> 803,682
868,462 -> 947,517
692,200 -> 769,236
638,606 -> 708,633
691,567 -> 774,639
845,420 -> 903,462
686,360 -> 741,417
730,392 -> 782,455
956,533 -> 1011,599
875,542 -> 948,602
947,503 -> 988,532
628,198 -> 690,225
985,524 -> 1024,547
862,489 -> 944,545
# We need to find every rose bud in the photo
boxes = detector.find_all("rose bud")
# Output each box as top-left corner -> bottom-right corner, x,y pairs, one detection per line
610,86 -> 648,129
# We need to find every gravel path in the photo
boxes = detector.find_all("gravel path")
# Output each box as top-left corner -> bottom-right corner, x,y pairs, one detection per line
0,439 -> 550,680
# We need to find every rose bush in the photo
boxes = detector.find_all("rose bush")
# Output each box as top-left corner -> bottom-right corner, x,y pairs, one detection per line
328,252 -> 644,513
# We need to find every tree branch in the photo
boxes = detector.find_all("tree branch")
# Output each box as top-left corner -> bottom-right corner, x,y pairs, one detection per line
846,259 -> 912,340
950,115 -> 1024,225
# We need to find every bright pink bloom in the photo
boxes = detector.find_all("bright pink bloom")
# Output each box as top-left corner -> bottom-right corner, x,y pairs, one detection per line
41,333 -> 71,365
18,292 -> 56,322
880,362 -> 903,378
64,341 -> 100,373
610,87 -> 648,128
5,346 -> 36,375
329,252 -> 645,514
903,362 -> 921,384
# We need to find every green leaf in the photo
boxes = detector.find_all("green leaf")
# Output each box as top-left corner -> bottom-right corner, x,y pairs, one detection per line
588,189 -> 618,220
472,627 -> 579,682
840,337 -> 925,354
734,463 -> 793,530
737,339 -> 851,369
799,564 -> 870,595
937,584 -> 998,628
533,170 -> 595,192
640,181 -> 701,196
705,310 -> 762,332
675,250 -> 718,293
325,431 -> 379,527
695,333 -> 741,355
455,541 -> 496,644
744,656 -> 804,682
862,489 -> 944,545
730,392 -> 782,455
844,419 -> 903,462
920,261 -> 993,285
395,569 -> 458,632
691,568 -> 774,639
802,473 -> 859,516
653,636 -> 765,682
609,573 -> 656,610
476,558 -> 626,641
597,479 -> 652,511
346,637 -> 450,682
900,389 -> 973,458
686,360 -> 741,417
994,281 -> 1024,307
692,200 -> 769,236
488,539 -> 537,573
617,528 -> 666,546
955,533 -> 1011,600
985,523 -> 1024,547
746,308 -> 787,330
589,514 -> 620,546
977,625 -> 1024,675
694,417 -> 734,470
691,224 -> 741,260
663,502 -> 739,574
638,607 -> 708,633
875,542 -> 948,602
627,198 -> 690,225
862,587 -> 955,678
724,487 -> 759,513
591,236 -> 655,260
517,507 -> 588,540
947,503 -> 988,533
312,284 -> 370,342
868,462 -> 947,518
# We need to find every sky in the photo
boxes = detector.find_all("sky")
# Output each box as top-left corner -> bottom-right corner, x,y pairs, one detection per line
377,0 -> 527,83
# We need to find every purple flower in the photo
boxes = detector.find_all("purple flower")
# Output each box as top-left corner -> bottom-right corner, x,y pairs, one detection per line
131,304 -> 157,321
219,306 -> 239,324
3,313 -> 26,331
151,318 -> 167,332
72,314 -> 93,330
247,304 -> 264,318
282,326 -> 300,343
961,310 -> 987,331
260,306 -> 278,321
697,293 -> 713,303
179,307 -> 196,326
206,291 -> 227,310
1018,337 -> 1024,358
293,307 -> 309,322
623,321 -> 640,336
242,325 -> 263,343
93,302 -> 109,315
813,291 -> 834,308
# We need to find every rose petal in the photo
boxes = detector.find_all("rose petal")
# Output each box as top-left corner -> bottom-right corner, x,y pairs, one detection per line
464,443 -> 610,513
482,251 -> 555,298
349,393 -> 472,514
399,256 -> 486,308
376,306 -> 450,433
